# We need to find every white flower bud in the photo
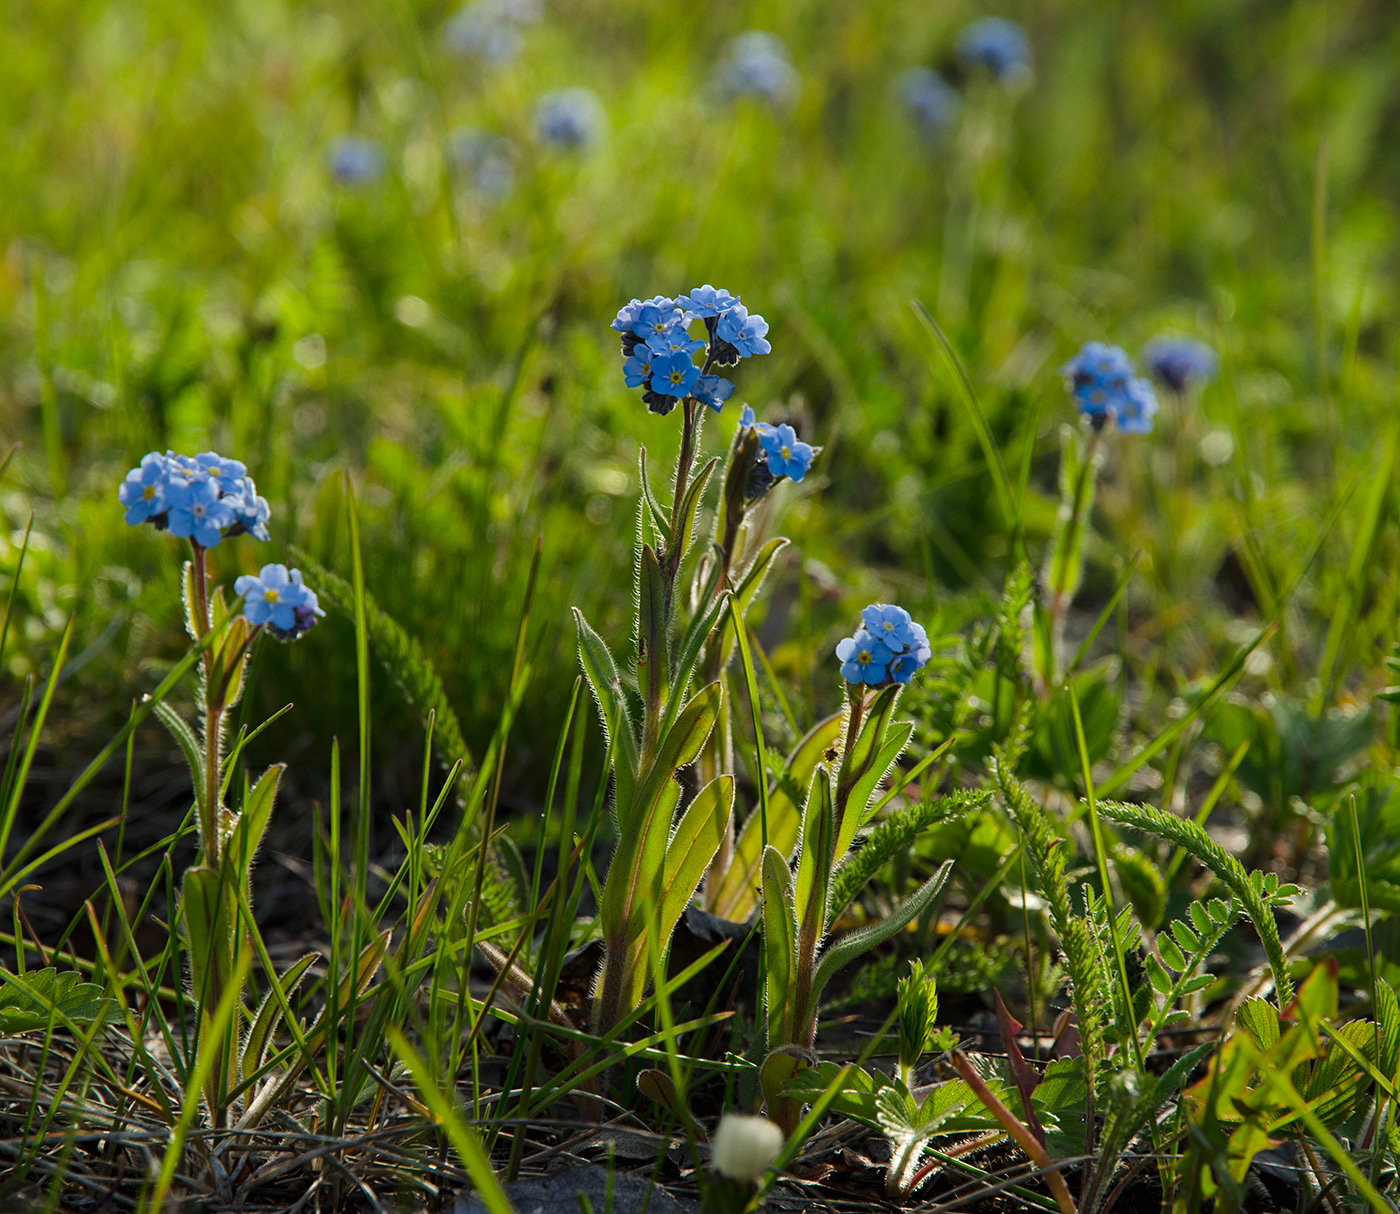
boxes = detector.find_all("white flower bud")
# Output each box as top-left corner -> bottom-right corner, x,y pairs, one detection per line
711,1114 -> 784,1181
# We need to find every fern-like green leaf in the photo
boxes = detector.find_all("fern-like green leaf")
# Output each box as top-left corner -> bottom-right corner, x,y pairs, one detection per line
292,549 -> 474,790
829,788 -> 988,918
1098,799 -> 1295,1007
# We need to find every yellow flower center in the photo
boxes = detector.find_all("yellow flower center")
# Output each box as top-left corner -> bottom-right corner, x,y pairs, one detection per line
857,652 -> 871,665
265,589 -> 280,604
781,445 -> 792,459
143,486 -> 156,500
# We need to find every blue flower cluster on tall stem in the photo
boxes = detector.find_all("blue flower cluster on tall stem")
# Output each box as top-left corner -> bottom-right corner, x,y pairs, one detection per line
956,17 -> 1032,84
119,451 -> 270,544
612,286 -> 770,417
118,449 -> 319,639
836,604 -> 931,687
1061,343 -> 1159,435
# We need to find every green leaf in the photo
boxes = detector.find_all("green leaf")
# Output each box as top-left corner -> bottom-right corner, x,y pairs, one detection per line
573,607 -> 639,806
656,776 -> 734,953
0,967 -> 109,1032
228,764 -> 284,895
811,861 -> 952,1003
793,767 -> 835,940
242,952 -> 317,1075
719,537 -> 789,662
182,864 -> 237,1012
637,447 -> 672,544
637,543 -> 669,715
152,700 -> 205,820
761,846 -> 796,1047
712,712 -> 843,921
674,457 -> 718,568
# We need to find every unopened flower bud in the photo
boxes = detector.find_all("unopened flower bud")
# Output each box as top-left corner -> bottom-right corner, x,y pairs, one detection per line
711,1114 -> 783,1181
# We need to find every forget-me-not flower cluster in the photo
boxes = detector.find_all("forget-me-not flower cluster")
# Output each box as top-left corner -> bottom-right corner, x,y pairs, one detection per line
235,564 -> 325,641
956,17 -> 1032,84
534,88 -> 606,150
713,32 -> 799,108
836,603 -> 932,687
897,67 -> 960,138
442,0 -> 541,64
1062,343 -> 1159,435
612,286 -> 770,417
1142,336 -> 1218,394
119,451 -> 271,546
327,136 -> 386,187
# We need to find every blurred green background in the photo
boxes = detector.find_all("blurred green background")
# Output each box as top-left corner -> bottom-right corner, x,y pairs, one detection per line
3,0 -> 1399,830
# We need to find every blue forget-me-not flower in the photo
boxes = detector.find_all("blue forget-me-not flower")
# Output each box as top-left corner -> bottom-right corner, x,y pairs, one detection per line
897,67 -> 960,138
957,18 -> 1031,84
235,564 -> 324,641
118,450 -> 272,548
837,604 -> 930,686
1062,342 -> 1159,435
612,287 -> 770,417
759,424 -> 814,481
442,0 -> 541,64
534,88 -> 606,150
328,136 -> 386,186
714,32 -> 798,108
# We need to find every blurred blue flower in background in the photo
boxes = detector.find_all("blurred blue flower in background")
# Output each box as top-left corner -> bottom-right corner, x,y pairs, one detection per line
759,424 -> 814,481
1143,336 -> 1218,393
442,0 -> 541,63
447,127 -> 516,199
714,32 -> 799,107
534,88 -> 606,150
957,17 -> 1031,85
328,136 -> 386,186
1062,342 -> 1159,434
235,564 -> 324,640
897,67 -> 960,138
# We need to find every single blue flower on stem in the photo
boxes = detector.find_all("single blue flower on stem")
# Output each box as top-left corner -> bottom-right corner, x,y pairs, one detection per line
680,285 -> 740,319
119,453 -> 169,525
715,304 -> 771,359
860,603 -> 916,653
693,376 -> 735,411
714,31 -> 799,107
1142,336 -> 1218,394
836,630 -> 893,685
957,18 -> 1031,84
235,564 -> 324,640
759,423 -> 814,481
649,351 -> 702,399
166,477 -> 236,548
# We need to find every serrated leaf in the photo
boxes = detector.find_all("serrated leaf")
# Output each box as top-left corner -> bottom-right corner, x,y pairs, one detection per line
1236,997 -> 1281,1050
1145,953 -> 1172,996
0,968 -> 110,1032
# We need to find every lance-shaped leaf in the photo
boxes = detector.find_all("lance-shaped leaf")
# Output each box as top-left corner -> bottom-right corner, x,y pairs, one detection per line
228,764 -> 285,896
241,952 -> 317,1075
637,543 -> 669,717
835,686 -> 901,849
182,864 -> 238,1011
811,861 -> 952,1004
718,537 -> 789,661
793,767 -> 835,940
573,607 -> 639,807
637,447 -> 672,545
658,776 -> 734,952
604,779 -> 680,948
761,845 -> 796,1047
152,701 -> 206,820
712,712 -> 844,921
848,722 -> 913,835
665,588 -> 733,734
673,456 -> 719,569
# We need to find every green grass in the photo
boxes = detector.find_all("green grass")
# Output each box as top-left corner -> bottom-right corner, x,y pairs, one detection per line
4,0 -> 1400,1209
